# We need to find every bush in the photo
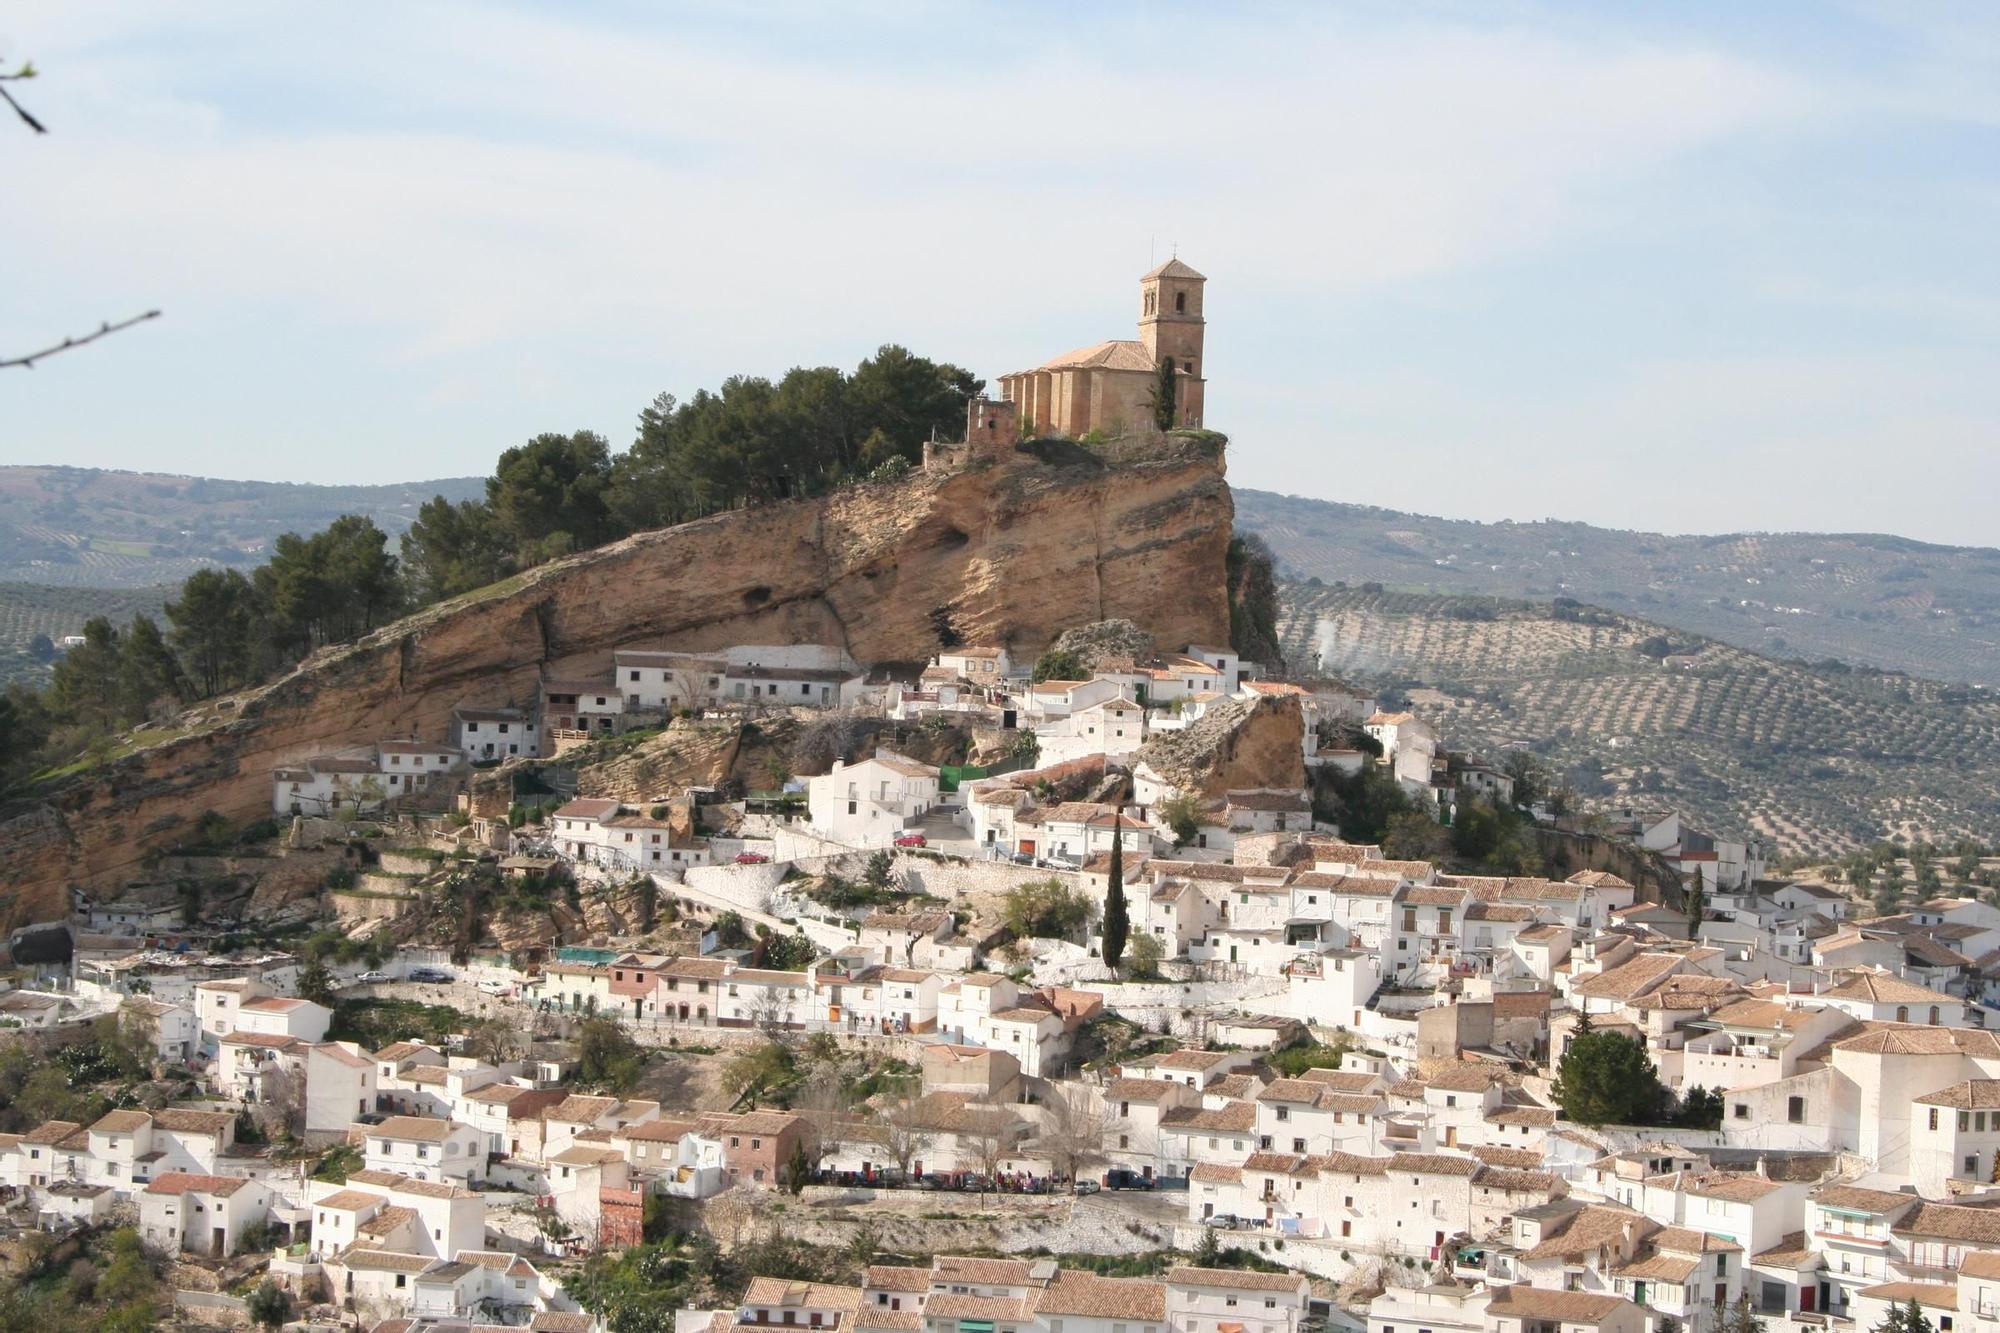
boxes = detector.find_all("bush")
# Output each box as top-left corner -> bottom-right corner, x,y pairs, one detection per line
1002,877 -> 1095,940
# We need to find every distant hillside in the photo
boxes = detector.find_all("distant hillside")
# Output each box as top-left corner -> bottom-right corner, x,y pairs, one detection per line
0,466 -> 487,589
1239,489 -> 2000,686
0,583 -> 172,687
1278,584 -> 2000,856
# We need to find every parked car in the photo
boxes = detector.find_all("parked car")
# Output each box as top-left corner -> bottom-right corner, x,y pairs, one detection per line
408,967 -> 455,983
355,970 -> 393,984
476,978 -> 513,996
1102,1169 -> 1156,1191
734,852 -> 770,864
893,833 -> 927,848
1069,1179 -> 1100,1195
1201,1214 -> 1241,1229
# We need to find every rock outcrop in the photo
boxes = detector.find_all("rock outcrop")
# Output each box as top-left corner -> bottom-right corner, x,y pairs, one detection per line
1135,695 -> 1306,797
0,440 -> 1232,926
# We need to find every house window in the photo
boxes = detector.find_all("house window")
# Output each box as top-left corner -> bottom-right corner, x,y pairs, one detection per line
1733,1103 -> 1749,1119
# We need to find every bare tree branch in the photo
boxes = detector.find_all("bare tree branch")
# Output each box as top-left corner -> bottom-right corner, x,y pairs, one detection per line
1,63 -> 47,134
2,309 -> 162,370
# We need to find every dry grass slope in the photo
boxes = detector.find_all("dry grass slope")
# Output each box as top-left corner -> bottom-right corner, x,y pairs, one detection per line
1280,585 -> 2000,855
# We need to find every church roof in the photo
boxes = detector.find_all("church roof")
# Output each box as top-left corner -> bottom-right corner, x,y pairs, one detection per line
1143,257 -> 1206,281
1027,339 -> 1158,374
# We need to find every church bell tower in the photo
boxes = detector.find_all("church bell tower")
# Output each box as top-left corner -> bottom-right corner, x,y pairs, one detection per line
1138,257 -> 1206,427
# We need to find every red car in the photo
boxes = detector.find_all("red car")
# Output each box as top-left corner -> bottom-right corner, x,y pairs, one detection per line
734,852 -> 769,864
894,833 -> 927,848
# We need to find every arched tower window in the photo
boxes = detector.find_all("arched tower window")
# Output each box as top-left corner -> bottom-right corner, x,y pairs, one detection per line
1175,291 -> 1186,314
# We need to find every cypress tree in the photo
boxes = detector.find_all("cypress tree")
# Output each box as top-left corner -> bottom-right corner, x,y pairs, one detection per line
1102,801 -> 1129,971
1151,356 -> 1177,432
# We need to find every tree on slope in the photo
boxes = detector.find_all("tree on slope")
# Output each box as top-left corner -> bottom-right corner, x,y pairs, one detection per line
1551,1021 -> 1666,1126
1101,803 -> 1129,972
1150,356 -> 1177,432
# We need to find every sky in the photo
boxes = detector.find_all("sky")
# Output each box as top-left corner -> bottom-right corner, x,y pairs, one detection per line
4,1 -> 1997,545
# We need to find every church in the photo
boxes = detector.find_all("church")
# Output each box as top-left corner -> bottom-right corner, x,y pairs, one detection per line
996,258 -> 1207,439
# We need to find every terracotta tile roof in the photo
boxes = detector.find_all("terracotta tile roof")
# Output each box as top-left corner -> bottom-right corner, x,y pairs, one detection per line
153,1108 -> 234,1135
741,1277 -> 865,1311
1612,1251 -> 1703,1282
531,1316 -> 595,1333
221,1031 -> 305,1049
1571,953 -> 1684,1000
1467,902 -> 1537,922
315,1189 -> 387,1211
1895,1202 -> 2000,1244
1752,1231 -> 1817,1267
926,1294 -> 1033,1321
1424,1064 -> 1505,1093
1107,1077 -> 1181,1103
1404,886 -> 1467,907
1389,1152 -> 1481,1177
145,1171 -> 257,1196
1653,1225 -> 1743,1253
1487,1287 -> 1632,1322
1032,1272 -> 1166,1321
1188,1161 -> 1243,1184
1650,1169 -> 1784,1201
1471,1146 -> 1545,1169
1857,1283 -> 1957,1310
1524,1205 -> 1652,1259
1165,1266 -> 1305,1293
1476,1167 -> 1561,1193
1814,1184 -> 1923,1213
864,1265 -> 931,1294
1208,1073 -> 1268,1099
1160,1102 -> 1255,1134
368,1115 -> 460,1143
1298,1069 -> 1379,1091
358,1204 -> 420,1237
89,1109 -> 152,1133
1823,969 -> 1959,1005
930,1256 -> 1046,1285
345,1168 -> 475,1198
548,1094 -> 623,1123
21,1119 -> 83,1146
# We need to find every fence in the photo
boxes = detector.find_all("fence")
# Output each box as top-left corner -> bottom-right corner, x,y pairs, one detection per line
939,756 -> 1030,792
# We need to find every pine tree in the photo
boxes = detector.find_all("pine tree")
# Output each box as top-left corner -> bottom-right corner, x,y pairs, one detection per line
1102,801 -> 1129,971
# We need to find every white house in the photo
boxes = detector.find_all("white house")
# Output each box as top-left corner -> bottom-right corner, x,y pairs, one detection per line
139,1172 -> 274,1258
614,649 -> 727,710
122,997 -> 198,1066
305,1041 -> 378,1140
449,704 -> 539,761
362,1116 -> 488,1185
807,750 -> 941,848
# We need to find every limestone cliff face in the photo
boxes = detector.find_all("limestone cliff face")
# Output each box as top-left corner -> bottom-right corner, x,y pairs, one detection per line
0,443 -> 1232,926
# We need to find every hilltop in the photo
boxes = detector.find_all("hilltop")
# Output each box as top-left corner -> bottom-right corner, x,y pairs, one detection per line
1278,583 -> 2000,855
0,465 -> 487,588
1238,488 -> 2000,686
0,436 -> 1232,926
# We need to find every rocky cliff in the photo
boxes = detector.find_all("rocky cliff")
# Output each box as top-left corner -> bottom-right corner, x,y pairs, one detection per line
0,440 -> 1233,926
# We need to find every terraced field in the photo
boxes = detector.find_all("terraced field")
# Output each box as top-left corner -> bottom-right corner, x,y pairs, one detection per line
1280,585 -> 2000,855
0,582 -> 172,686
1240,488 -> 2000,686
